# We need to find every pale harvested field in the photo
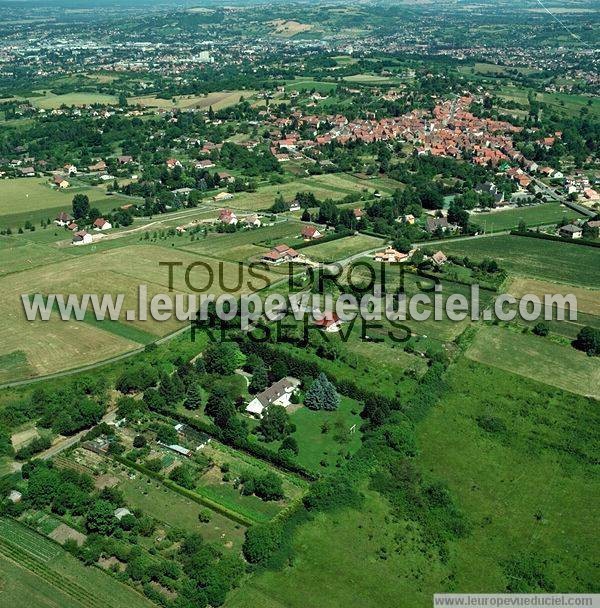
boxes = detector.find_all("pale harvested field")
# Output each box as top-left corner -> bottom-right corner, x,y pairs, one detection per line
129,90 -> 255,110
466,326 -> 600,398
270,19 -> 313,37
507,276 -> 600,317
0,244 -> 278,380
221,177 -> 367,211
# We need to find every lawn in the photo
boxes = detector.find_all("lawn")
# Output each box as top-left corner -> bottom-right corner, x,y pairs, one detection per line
441,234 -> 600,288
470,202 -> 583,232
288,397 -> 363,472
302,234 -> 385,262
466,325 -> 600,398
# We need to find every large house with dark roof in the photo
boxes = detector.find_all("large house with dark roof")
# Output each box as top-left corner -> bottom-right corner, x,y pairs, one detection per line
245,377 -> 301,418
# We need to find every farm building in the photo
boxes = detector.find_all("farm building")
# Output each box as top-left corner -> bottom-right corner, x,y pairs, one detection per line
52,174 -> 70,189
55,211 -> 73,226
559,224 -> 583,239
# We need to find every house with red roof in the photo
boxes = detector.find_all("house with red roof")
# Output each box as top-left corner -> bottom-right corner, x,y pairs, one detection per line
301,225 -> 323,240
93,218 -> 112,231
262,244 -> 299,265
314,311 -> 343,333
218,209 -> 238,225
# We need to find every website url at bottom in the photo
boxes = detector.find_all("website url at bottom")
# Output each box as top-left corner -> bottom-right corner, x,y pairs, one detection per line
433,595 -> 599,607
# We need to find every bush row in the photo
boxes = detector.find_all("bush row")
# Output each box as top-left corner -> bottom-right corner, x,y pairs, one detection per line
510,230 -> 600,248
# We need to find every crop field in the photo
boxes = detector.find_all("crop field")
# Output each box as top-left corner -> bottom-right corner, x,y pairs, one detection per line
343,74 -> 394,84
0,554 -> 85,608
470,202 -> 582,232
507,277 -> 600,317
301,234 -> 385,262
28,92 -> 118,109
270,19 -> 313,37
441,235 -> 600,288
0,243 -> 281,381
0,517 -> 155,608
418,359 -> 599,594
0,518 -> 61,562
466,325 -> 600,398
128,90 -> 255,110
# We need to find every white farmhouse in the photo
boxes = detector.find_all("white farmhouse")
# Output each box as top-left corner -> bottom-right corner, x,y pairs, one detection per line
245,377 -> 301,418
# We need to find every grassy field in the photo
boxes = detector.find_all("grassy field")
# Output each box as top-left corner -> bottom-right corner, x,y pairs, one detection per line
215,175 -> 370,211
285,79 -> 338,93
226,488 -> 446,608
0,178 -> 131,229
28,92 -> 118,109
441,235 -> 600,288
302,234 -> 385,262
471,202 -> 582,232
497,85 -> 600,119
466,325 -> 600,398
227,357 -> 599,607
418,359 -> 599,594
